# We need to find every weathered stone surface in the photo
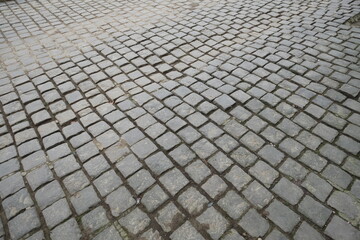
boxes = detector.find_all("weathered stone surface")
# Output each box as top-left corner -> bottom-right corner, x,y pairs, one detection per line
1,0 -> 359,238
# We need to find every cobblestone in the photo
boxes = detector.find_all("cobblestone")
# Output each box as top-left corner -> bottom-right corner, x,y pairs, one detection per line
105,186 -> 135,217
93,225 -> 122,240
266,200 -> 300,233
266,229 -> 289,240
160,168 -> 189,196
0,0 -> 359,239
8,208 -> 40,239
81,206 -> 109,233
302,173 -> 333,202
185,160 -> 211,184
119,208 -> 150,235
142,185 -> 169,212
50,218 -> 81,240
170,221 -> 204,240
294,222 -> 324,240
249,161 -> 279,188
71,186 -> 100,215
43,198 -> 72,229
202,175 -> 227,199
225,166 -> 252,191
128,169 -> 155,194
218,190 -> 248,219
273,177 -> 303,205
322,164 -> 352,189
325,216 -> 360,240
156,202 -> 184,233
327,191 -> 360,224
239,209 -> 269,237
299,195 -> 332,227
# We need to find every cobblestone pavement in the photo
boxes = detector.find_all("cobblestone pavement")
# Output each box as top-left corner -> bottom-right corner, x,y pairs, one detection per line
0,0 -> 360,239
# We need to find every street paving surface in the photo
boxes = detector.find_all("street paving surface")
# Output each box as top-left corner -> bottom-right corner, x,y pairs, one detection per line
0,0 -> 360,239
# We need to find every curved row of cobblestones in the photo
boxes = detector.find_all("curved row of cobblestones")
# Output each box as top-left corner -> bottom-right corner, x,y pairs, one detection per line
0,0 -> 360,239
